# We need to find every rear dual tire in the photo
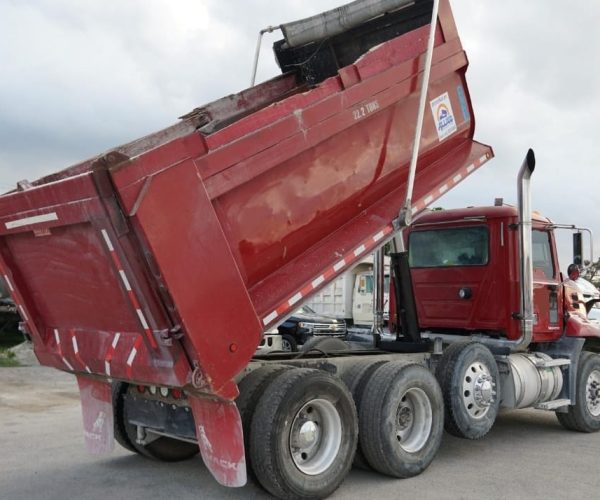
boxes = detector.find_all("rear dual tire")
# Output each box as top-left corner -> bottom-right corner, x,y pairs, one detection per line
249,368 -> 358,500
359,362 -> 444,478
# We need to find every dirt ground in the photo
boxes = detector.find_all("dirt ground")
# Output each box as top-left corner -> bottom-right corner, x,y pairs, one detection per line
2,365 -> 600,500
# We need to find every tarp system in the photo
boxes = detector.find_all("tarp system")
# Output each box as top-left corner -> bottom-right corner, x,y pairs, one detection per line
281,0 -> 415,47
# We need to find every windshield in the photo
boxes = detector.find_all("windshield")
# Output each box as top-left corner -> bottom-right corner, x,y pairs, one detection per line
409,226 -> 489,268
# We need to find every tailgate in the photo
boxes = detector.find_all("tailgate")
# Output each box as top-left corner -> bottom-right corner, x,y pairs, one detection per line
0,171 -> 190,388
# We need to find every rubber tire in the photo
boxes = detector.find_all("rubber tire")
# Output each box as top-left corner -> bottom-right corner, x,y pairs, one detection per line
341,360 -> 388,470
121,385 -> 199,462
435,341 -> 500,439
250,368 -> 358,500
556,351 -> 600,433
300,336 -> 350,353
112,382 -> 137,453
281,333 -> 298,352
236,365 -> 290,478
359,362 -> 444,478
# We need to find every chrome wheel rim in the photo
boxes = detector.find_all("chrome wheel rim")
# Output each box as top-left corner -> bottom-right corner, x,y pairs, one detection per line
281,338 -> 293,352
462,362 -> 495,419
289,399 -> 342,475
395,388 -> 432,453
586,370 -> 600,417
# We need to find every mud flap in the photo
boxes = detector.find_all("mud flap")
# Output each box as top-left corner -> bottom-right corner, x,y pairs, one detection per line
76,375 -> 115,455
188,394 -> 247,487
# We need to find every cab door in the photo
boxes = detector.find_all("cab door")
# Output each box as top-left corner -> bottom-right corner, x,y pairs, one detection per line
531,228 -> 563,341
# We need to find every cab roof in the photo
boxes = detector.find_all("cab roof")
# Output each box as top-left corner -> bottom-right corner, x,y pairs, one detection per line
411,205 -> 552,226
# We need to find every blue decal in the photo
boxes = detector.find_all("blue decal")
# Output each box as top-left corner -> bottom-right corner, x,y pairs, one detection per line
456,85 -> 471,123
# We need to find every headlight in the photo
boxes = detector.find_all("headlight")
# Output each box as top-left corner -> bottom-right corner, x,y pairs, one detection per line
298,322 -> 314,330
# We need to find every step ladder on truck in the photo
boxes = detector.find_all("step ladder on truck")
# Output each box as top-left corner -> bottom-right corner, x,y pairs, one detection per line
1,0 -> 599,499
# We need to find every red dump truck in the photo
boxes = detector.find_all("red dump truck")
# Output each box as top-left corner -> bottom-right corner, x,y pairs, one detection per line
2,0 -> 600,498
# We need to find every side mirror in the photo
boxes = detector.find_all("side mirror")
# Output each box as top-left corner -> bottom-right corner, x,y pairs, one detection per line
573,233 -> 583,265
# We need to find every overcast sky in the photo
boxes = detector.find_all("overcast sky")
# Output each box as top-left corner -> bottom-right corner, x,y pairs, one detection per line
1,0 -> 598,273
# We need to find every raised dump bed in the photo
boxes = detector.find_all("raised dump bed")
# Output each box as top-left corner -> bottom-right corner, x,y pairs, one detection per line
0,0 -> 492,495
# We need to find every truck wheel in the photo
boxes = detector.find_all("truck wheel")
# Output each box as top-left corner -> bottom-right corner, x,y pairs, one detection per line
359,362 -> 444,478
300,337 -> 350,353
556,351 -> 600,433
250,368 -> 357,499
281,334 -> 298,352
236,365 -> 290,477
112,382 -> 137,452
342,360 -> 388,470
120,385 -> 199,462
436,341 -> 500,439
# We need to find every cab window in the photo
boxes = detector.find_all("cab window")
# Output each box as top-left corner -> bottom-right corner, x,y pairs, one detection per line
409,226 -> 489,268
532,230 -> 555,279
358,275 -> 374,294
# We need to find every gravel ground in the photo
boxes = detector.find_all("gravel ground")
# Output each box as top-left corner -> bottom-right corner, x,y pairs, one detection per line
1,365 -> 599,500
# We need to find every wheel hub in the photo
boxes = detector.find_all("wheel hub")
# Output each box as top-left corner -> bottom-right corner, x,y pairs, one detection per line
586,370 -> 600,417
394,388 -> 433,453
474,375 -> 494,407
298,421 -> 320,448
397,405 -> 413,429
462,362 -> 496,419
289,399 -> 342,476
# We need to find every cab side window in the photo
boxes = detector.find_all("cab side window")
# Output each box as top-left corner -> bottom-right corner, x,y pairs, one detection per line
532,230 -> 555,279
357,275 -> 374,294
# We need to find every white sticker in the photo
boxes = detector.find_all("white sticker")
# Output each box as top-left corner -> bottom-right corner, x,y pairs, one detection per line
430,92 -> 457,141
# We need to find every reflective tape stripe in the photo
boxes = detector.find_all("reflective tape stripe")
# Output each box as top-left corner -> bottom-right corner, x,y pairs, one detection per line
18,305 -> 28,321
288,293 -> 302,307
4,275 -> 14,292
311,275 -> 325,288
119,270 -> 132,291
353,244 -> 366,256
104,333 -> 121,376
333,259 -> 346,272
5,212 -> 58,230
100,229 -> 157,349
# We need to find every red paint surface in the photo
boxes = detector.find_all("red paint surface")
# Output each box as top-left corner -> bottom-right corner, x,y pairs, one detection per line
188,394 -> 246,488
407,206 -> 586,343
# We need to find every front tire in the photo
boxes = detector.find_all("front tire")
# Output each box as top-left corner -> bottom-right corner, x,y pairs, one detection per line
250,368 -> 358,499
436,342 -> 500,439
236,365 -> 290,477
556,351 -> 600,432
342,360 -> 388,470
281,333 -> 298,352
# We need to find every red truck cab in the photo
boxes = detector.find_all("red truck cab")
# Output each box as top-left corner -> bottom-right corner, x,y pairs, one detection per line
407,205 -> 600,343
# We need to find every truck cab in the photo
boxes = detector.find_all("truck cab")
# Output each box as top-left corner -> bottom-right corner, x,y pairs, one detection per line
406,205 -> 600,344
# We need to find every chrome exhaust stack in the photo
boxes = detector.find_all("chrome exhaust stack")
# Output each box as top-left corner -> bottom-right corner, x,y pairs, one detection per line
514,148 -> 536,352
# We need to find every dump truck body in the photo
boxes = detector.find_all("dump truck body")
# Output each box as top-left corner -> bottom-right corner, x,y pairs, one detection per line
0,0 -> 504,495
